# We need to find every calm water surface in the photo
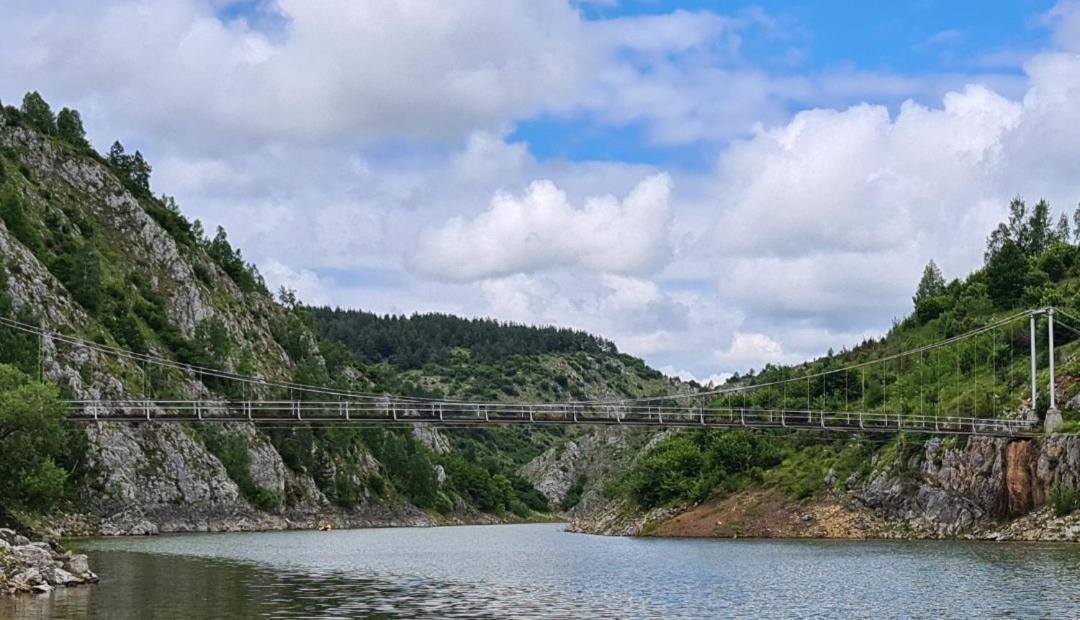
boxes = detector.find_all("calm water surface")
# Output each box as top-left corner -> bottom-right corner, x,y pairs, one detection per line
3,523 -> 1080,619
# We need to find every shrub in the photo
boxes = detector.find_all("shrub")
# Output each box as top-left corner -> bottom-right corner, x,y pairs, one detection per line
1050,482 -> 1076,517
559,474 -> 587,511
0,365 -> 70,511
622,430 -> 780,509
434,491 -> 454,514
195,425 -> 280,512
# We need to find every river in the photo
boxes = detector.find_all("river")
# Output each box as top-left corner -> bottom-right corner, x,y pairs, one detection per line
3,523 -> 1079,618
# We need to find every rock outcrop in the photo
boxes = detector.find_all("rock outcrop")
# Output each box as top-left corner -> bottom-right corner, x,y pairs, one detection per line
0,529 -> 97,595
851,435 -> 1080,538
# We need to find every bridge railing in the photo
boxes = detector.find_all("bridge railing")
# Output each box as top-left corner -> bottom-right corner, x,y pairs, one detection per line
65,399 -> 1039,436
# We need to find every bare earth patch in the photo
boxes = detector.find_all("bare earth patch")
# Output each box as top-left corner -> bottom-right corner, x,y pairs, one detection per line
646,488 -> 888,539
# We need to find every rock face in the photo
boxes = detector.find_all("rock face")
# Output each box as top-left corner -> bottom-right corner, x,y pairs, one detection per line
519,427 -> 678,534
0,112 -> 462,536
848,435 -> 1080,538
0,530 -> 98,595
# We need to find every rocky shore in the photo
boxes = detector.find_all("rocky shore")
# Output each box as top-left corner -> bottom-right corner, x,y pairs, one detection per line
530,430 -> 1080,543
0,529 -> 97,595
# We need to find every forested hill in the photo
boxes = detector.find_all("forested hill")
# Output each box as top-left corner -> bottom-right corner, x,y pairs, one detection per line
310,307 -> 671,402
310,308 -> 617,369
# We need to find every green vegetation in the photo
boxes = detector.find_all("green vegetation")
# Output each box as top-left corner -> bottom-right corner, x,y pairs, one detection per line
311,307 -> 620,370
0,364 -> 83,512
1050,482 -> 1076,517
193,426 -> 280,511
560,474 -> 587,511
619,431 -> 780,509
613,196 -> 1080,509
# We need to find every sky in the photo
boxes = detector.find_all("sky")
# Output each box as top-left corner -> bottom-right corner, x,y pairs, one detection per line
2,0 -> 1080,385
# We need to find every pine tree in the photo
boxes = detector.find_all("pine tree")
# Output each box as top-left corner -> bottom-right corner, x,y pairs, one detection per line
913,260 -> 946,307
107,141 -> 126,168
129,151 -> 152,193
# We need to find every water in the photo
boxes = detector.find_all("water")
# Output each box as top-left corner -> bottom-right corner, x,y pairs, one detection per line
4,523 -> 1080,619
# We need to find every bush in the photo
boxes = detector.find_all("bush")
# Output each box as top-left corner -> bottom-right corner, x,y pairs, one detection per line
622,430 -> 780,509
1050,482 -> 1076,517
559,474 -> 586,511
434,491 -> 454,514
0,364 -> 70,511
195,425 -> 280,512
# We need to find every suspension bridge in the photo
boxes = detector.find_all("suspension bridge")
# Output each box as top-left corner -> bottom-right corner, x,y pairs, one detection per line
4,307 -> 1079,437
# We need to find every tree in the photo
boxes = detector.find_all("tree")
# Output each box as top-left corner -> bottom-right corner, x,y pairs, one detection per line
20,91 -> 56,135
913,260 -> 946,308
56,245 -> 104,313
1073,203 -> 1080,244
56,107 -> 89,148
986,197 -> 1066,263
129,150 -> 152,193
985,239 -> 1030,308
913,260 -> 949,322
1055,213 -> 1071,245
0,365 -> 69,510
106,141 -> 152,195
107,140 -> 126,167
1025,199 -> 1054,255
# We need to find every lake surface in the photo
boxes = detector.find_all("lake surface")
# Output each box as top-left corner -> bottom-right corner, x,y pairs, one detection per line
3,523 -> 1080,618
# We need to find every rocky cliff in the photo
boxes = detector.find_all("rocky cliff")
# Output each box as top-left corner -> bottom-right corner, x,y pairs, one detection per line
0,105 -> 554,536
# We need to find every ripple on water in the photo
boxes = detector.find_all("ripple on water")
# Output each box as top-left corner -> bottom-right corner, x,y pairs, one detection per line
5,524 -> 1080,619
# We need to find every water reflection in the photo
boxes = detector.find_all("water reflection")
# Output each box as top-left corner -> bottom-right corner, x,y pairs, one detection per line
4,524 -> 1080,619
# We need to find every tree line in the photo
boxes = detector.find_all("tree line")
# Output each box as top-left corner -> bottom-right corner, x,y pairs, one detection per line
310,307 -> 619,370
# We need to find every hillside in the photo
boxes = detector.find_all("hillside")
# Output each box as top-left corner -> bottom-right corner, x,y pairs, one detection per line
0,92 -> 679,537
531,198 -> 1080,540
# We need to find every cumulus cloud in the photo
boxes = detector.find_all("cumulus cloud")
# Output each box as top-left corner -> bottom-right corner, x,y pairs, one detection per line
4,0 -> 1080,382
0,0 -> 592,145
413,174 -> 672,280
707,84 -> 1022,259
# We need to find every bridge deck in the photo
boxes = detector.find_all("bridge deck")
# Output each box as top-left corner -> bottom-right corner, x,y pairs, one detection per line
66,400 -> 1038,437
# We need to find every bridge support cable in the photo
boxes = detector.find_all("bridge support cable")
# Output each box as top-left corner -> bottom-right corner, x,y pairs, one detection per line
1,308 -> 1061,435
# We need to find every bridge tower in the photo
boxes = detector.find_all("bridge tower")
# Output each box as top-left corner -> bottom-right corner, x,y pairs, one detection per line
1045,307 -> 1063,433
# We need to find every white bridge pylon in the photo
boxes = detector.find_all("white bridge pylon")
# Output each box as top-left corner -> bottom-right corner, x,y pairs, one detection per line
1,307 -> 1076,437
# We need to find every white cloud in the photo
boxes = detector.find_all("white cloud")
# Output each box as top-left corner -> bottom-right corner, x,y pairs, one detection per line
707,84 -> 1023,259
260,259 -> 335,306
413,174 -> 673,280
4,0 -> 1080,383
712,332 -> 801,371
1045,1 -> 1080,52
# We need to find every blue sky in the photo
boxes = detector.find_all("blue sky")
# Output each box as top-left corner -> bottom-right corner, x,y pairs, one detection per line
3,0 -> 1080,382
516,0 -> 1058,166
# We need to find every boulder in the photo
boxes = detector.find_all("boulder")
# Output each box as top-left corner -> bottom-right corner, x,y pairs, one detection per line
12,544 -> 54,570
65,554 -> 91,577
48,567 -> 81,587
0,528 -> 29,547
